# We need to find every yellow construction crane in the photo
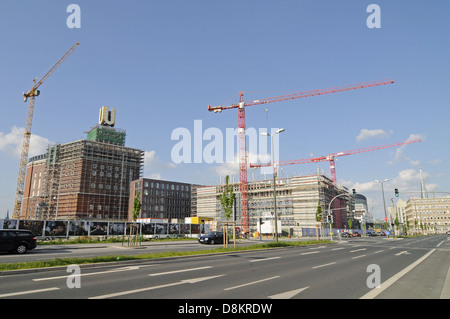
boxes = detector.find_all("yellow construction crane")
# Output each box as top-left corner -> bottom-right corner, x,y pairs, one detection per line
12,41 -> 79,219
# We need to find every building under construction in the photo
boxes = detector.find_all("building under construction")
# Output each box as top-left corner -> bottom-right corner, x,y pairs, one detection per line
20,107 -> 144,220
196,174 -> 354,236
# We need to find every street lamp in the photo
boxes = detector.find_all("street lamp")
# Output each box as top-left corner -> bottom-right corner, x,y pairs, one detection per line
261,128 -> 285,242
374,179 -> 389,231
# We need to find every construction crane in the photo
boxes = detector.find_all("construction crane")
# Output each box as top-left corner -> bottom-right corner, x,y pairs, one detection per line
12,41 -> 79,219
208,79 -> 394,232
250,138 -> 422,184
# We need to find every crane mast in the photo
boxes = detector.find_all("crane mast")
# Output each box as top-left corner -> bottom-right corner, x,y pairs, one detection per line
12,42 -> 79,219
209,79 -> 394,232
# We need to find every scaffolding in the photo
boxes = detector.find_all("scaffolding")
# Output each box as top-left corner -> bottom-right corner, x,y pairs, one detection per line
22,137 -> 144,221
196,174 -> 353,236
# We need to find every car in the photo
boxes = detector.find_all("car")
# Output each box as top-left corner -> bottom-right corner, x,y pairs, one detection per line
341,232 -> 352,238
446,231 -> 450,235
367,230 -> 376,236
0,229 -> 37,254
198,231 -> 227,245
352,232 -> 361,237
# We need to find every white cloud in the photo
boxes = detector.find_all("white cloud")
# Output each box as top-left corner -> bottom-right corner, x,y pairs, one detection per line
356,129 -> 391,142
0,126 -> 52,159
209,152 -> 272,179
143,150 -> 177,178
390,133 -> 425,166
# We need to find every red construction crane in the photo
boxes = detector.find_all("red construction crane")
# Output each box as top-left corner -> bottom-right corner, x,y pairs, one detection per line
208,79 -> 394,232
250,138 -> 422,184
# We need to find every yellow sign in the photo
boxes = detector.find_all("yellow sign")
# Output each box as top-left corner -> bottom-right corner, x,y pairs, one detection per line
99,106 -> 116,127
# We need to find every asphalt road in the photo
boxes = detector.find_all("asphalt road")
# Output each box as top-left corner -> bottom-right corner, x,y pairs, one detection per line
0,235 -> 448,301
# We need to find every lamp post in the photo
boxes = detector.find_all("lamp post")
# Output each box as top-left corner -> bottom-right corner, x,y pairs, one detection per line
328,193 -> 351,241
374,179 -> 389,231
261,128 -> 285,242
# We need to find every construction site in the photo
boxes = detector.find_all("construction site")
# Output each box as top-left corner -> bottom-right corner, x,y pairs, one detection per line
196,174 -> 352,237
9,42 -> 421,235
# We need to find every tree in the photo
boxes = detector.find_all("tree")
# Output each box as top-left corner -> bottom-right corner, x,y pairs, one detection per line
406,216 -> 410,236
394,213 -> 400,234
132,191 -> 141,222
315,201 -> 323,240
220,176 -> 235,246
130,191 -> 141,246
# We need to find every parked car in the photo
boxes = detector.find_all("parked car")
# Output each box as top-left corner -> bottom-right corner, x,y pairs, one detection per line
352,232 -> 361,237
0,230 -> 37,254
367,230 -> 376,236
198,231 -> 226,245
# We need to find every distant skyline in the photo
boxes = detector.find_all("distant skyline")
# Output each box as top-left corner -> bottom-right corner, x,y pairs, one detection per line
1,1 -> 449,220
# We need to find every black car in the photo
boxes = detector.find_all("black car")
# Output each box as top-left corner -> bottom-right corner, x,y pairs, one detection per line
0,229 -> 37,254
198,231 -> 226,245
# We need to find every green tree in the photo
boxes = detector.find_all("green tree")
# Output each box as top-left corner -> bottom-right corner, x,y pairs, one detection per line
220,176 -> 236,221
406,216 -> 410,235
132,191 -> 141,222
220,176 -> 236,246
315,201 -> 322,240
315,201 -> 322,223
394,213 -> 400,234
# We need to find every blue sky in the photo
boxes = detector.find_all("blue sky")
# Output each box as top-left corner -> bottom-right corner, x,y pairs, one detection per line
1,1 -> 449,219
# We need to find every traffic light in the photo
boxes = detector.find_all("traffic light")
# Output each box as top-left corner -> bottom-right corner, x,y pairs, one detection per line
395,188 -> 399,197
352,189 -> 357,197
327,215 -> 333,224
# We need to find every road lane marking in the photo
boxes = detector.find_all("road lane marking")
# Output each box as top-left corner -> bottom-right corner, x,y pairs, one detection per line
0,287 -> 60,298
148,266 -> 212,276
360,249 -> 437,299
350,248 -> 367,253
33,265 -> 158,281
373,250 -> 384,254
224,276 -> 280,291
312,262 -> 336,269
436,240 -> 445,248
90,274 -> 225,299
249,257 -> 281,263
352,255 -> 366,259
268,286 -> 309,299
395,251 -> 410,256
301,251 -> 320,255
440,264 -> 450,299
331,247 -> 345,251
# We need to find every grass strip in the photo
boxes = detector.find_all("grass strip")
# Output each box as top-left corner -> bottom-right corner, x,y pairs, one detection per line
0,240 -> 332,272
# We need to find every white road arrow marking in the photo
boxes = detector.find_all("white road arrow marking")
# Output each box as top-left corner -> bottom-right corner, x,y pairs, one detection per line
395,251 -> 410,256
33,264 -> 157,281
268,287 -> 309,299
89,274 -> 225,299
